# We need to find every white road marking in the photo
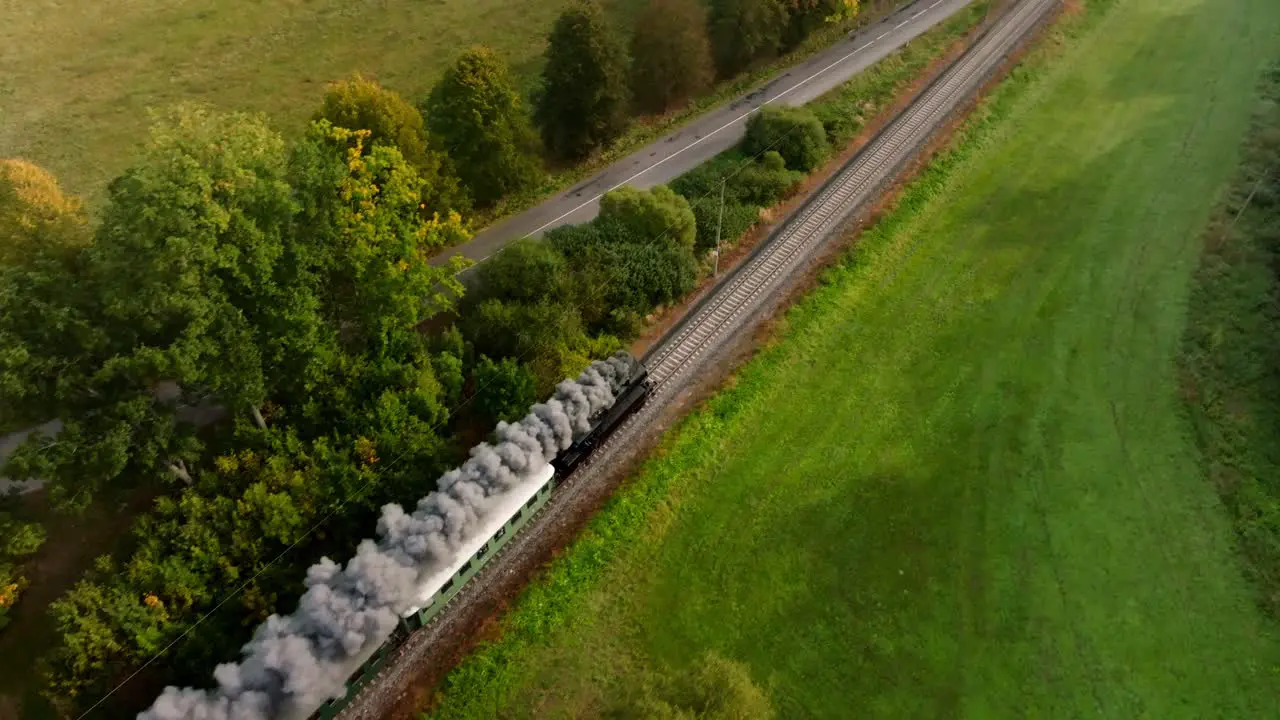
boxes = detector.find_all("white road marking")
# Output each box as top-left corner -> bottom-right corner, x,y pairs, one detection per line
521,1 -> 947,239
895,20 -> 908,28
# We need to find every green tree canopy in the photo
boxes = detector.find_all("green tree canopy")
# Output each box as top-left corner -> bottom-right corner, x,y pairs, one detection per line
0,158 -> 90,267
0,159 -> 95,428
425,46 -> 543,207
742,105 -> 830,172
629,0 -> 715,114
2,107 -> 304,509
782,0 -> 859,48
535,0 -> 631,160
599,184 -> 697,251
317,73 -> 470,218
289,120 -> 469,357
472,237 -> 574,306
707,0 -> 788,77
473,355 -> 538,425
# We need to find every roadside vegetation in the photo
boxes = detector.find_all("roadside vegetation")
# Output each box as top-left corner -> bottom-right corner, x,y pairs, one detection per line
418,0 -> 1280,716
1179,64 -> 1280,618
0,0 -> 985,717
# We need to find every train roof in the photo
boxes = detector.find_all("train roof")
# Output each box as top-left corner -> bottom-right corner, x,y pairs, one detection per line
399,462 -> 556,619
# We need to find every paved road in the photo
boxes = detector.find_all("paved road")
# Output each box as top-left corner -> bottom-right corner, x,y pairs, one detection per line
435,0 -> 976,269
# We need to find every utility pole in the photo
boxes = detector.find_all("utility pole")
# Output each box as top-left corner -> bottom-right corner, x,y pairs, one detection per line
714,178 -> 725,278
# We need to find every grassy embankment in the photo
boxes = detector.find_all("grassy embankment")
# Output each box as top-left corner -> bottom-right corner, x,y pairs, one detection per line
0,0 -> 913,211
419,0 -> 1280,716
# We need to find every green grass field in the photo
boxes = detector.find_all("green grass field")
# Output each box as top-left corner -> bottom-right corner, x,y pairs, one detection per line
0,0 -> 912,211
0,0 -> 646,202
422,0 -> 1280,716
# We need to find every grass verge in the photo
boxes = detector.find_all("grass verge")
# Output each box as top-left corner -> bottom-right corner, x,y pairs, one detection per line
418,0 -> 1280,716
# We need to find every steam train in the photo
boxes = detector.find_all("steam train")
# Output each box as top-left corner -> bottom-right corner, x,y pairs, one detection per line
312,354 -> 652,720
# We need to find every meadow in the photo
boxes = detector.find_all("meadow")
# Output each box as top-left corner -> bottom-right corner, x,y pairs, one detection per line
0,0 -> 646,202
0,0 -> 914,209
420,0 -> 1280,715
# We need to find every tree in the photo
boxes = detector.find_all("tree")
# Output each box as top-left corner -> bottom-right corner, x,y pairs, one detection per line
460,298 -> 616,392
0,159 -> 93,429
707,0 -> 788,78
782,0 -> 859,48
40,429 -> 345,716
317,73 -> 470,218
0,158 -> 90,267
742,105 -> 829,172
0,511 -> 46,629
536,0 -> 631,160
288,120 -> 469,356
598,184 -> 697,251
473,355 -> 538,425
1,107 -> 309,509
629,0 -> 715,114
426,47 -> 543,207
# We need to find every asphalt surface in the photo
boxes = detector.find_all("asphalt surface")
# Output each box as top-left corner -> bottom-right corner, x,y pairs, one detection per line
434,0 -> 976,269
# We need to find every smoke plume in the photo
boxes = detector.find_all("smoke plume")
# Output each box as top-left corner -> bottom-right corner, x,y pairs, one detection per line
139,353 -> 637,720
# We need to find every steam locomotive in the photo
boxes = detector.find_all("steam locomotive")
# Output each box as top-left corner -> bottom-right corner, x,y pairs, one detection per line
312,354 -> 652,720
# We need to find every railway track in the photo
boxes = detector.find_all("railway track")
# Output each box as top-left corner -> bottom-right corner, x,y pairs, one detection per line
642,0 -> 1056,393
338,0 -> 1058,715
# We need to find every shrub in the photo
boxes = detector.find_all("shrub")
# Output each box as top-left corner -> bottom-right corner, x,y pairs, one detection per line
426,47 -> 543,207
669,152 -> 746,200
598,184 -> 697,251
317,73 -> 470,217
474,237 -> 572,306
730,150 -> 804,206
742,104 -> 829,172
547,213 -> 698,334
536,0 -> 630,160
613,652 -> 776,719
689,197 -> 760,254
707,0 -> 788,77
629,0 -> 715,113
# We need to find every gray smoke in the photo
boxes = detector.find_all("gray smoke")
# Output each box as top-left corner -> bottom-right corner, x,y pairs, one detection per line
139,353 -> 637,720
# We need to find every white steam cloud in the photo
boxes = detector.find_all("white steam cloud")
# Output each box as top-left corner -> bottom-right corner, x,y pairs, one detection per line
138,353 -> 637,720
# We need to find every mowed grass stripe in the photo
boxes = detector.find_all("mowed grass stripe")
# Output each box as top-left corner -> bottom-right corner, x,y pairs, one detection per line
427,0 -> 1280,717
